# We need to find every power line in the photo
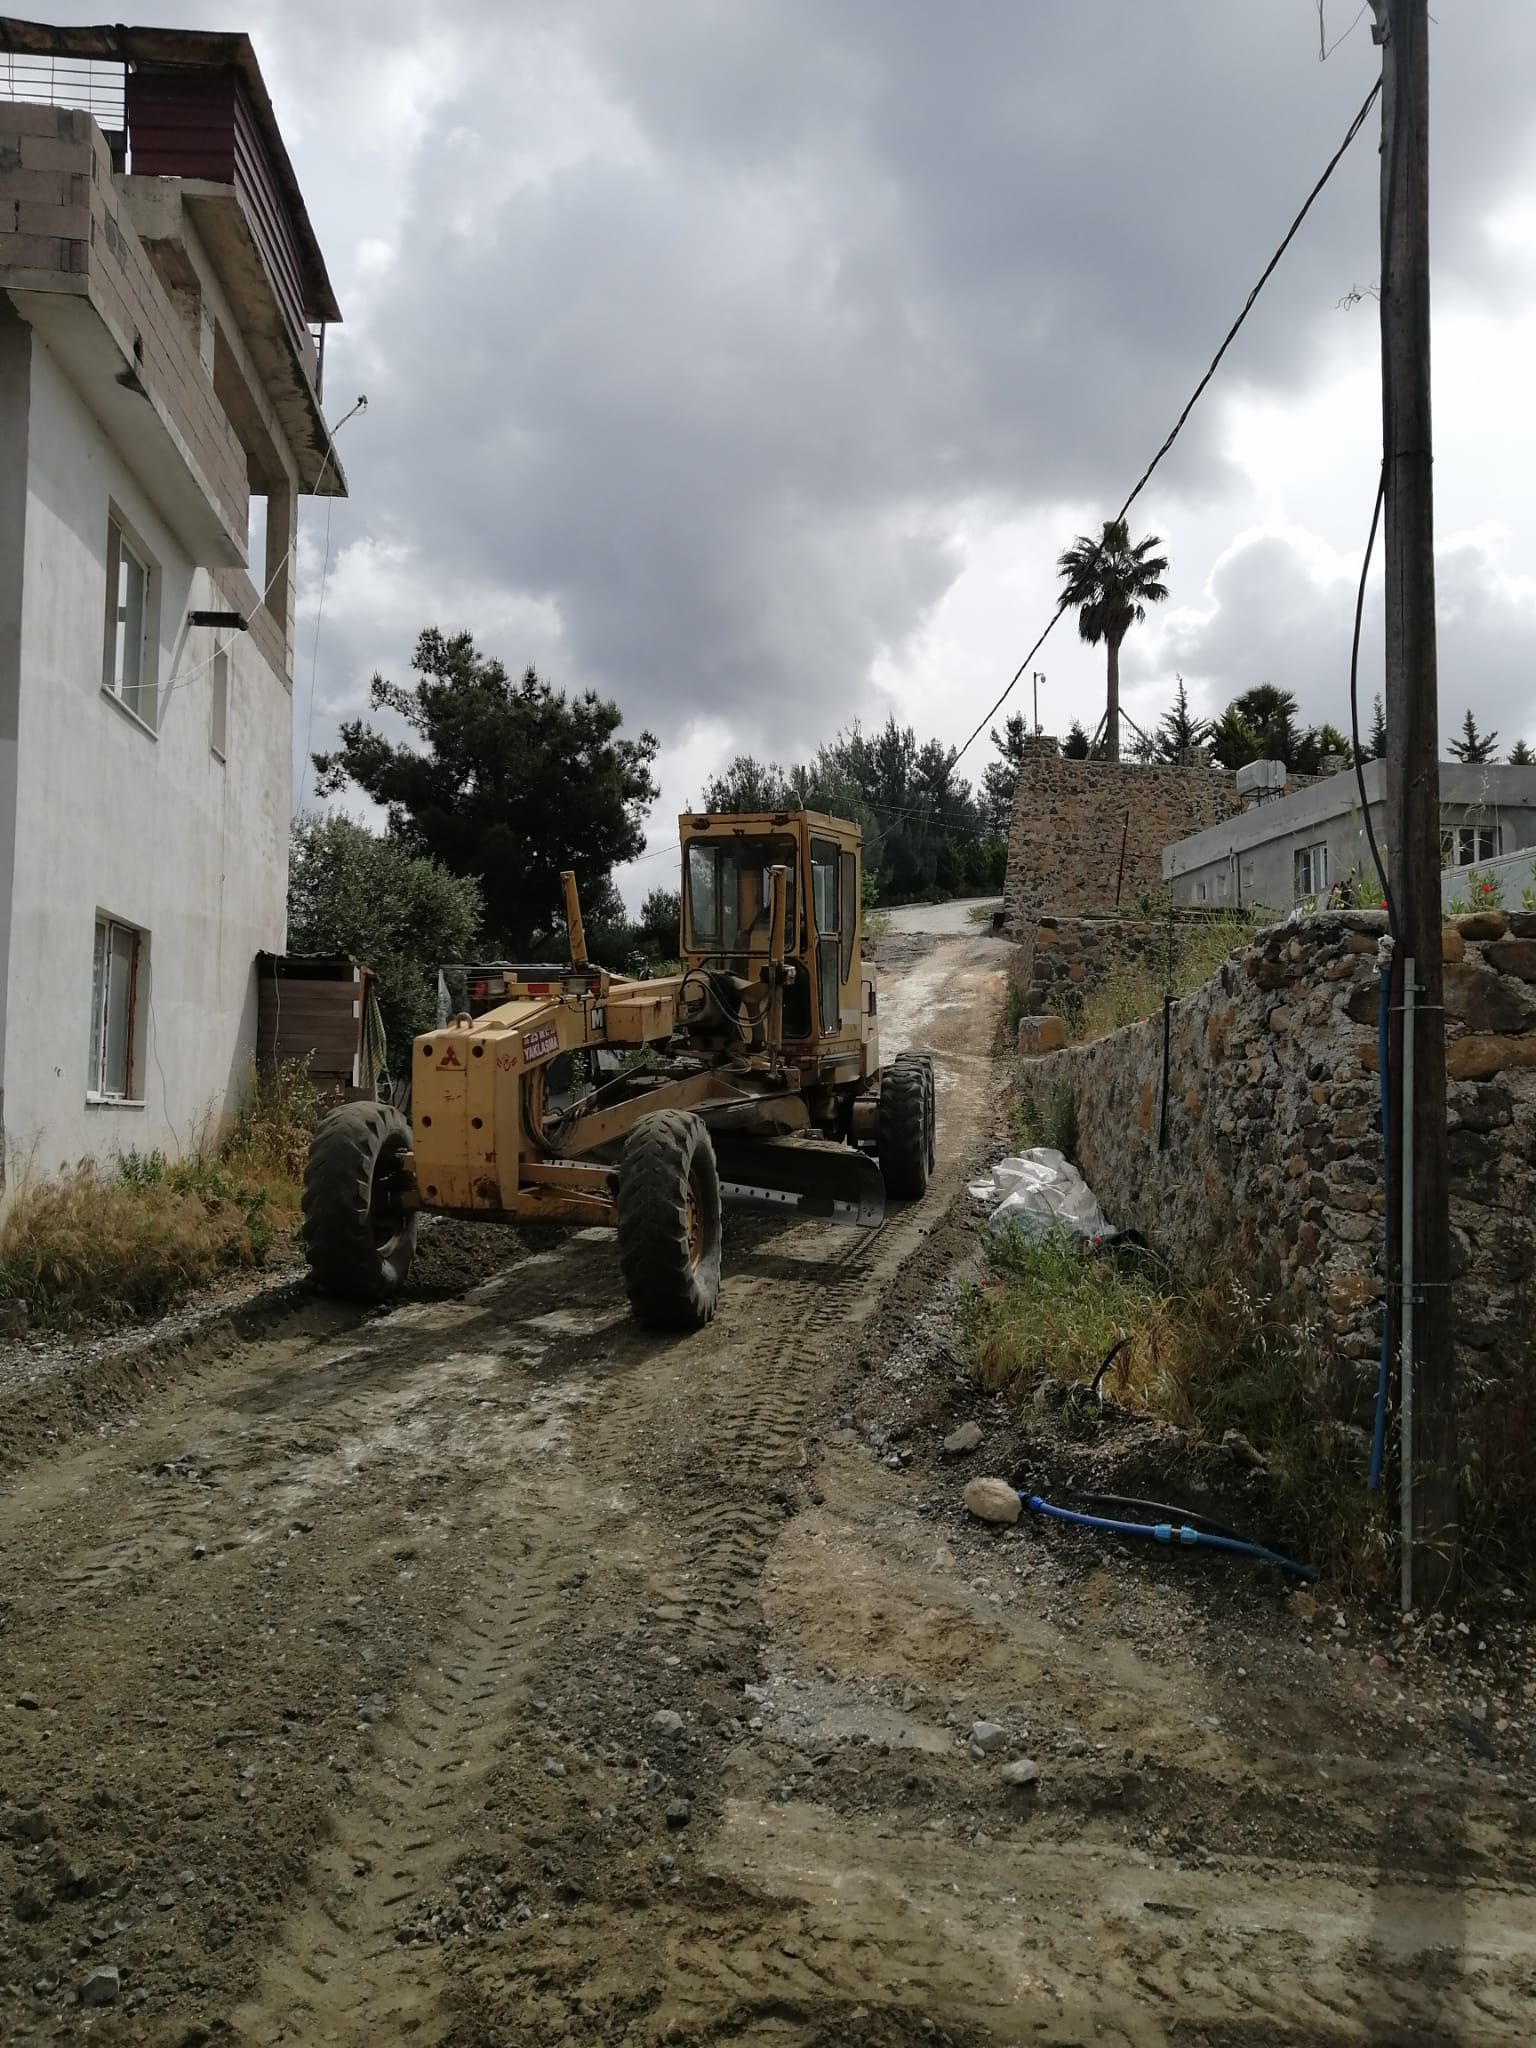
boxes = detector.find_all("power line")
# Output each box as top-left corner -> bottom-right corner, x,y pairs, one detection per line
295,493 -> 337,811
160,395 -> 366,717
1319,2 -> 1370,61
952,72 -> 1383,769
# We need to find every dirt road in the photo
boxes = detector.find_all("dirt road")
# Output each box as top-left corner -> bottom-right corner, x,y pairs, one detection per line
2,921 -> 1533,2046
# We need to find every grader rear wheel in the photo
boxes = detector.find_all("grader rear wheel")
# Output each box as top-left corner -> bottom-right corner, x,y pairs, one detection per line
617,1111 -> 723,1331
898,1050 -> 936,1176
302,1102 -> 418,1301
878,1057 -> 930,1200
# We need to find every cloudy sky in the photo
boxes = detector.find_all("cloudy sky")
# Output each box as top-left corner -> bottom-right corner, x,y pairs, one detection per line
58,2 -> 1536,889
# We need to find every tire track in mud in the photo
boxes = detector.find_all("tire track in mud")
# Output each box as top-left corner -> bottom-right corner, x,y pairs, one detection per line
228,1197 -> 950,2047
1,1247 -> 600,1605
230,1517 -> 591,2046
642,1248 -> 879,1659
0,929 -> 1009,2048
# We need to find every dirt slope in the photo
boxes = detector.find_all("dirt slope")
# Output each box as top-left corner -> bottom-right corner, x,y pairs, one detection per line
0,922 -> 1532,2047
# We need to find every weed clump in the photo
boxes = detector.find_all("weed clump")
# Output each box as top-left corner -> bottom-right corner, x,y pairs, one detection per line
962,1231 -> 1387,1589
0,1060 -> 324,1328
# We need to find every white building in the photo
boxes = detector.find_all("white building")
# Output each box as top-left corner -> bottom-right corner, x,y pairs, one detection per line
0,22 -> 342,1180
1164,759 -> 1536,913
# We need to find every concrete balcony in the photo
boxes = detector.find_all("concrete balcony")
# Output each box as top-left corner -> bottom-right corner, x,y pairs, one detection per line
0,100 -> 248,566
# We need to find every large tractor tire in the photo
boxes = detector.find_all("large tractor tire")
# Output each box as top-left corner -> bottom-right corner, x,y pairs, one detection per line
897,1049 -> 937,1176
878,1057 -> 930,1200
617,1111 -> 723,1331
302,1101 -> 419,1301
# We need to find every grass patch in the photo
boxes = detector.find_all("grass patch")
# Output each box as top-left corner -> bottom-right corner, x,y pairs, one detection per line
961,1230 -> 1387,1589
0,1160 -> 267,1325
1072,912 -> 1257,1043
1008,1075 -> 1078,1160
1003,977 -> 1026,1045
967,902 -> 1000,927
0,1060 -> 325,1328
863,909 -> 892,942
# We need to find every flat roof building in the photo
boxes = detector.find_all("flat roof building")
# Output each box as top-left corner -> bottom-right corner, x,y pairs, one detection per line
1162,760 -> 1536,911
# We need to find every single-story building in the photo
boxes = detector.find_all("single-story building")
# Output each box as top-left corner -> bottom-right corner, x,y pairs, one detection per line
1163,760 -> 1536,911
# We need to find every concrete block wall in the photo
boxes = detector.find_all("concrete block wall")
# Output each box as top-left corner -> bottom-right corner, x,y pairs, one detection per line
1022,909 -> 1536,1422
1003,737 -> 1243,933
0,104 -> 248,552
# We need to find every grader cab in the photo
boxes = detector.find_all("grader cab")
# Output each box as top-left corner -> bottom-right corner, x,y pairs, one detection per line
300,810 -> 935,1329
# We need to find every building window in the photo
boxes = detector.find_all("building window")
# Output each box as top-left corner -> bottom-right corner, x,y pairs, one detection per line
1195,880 -> 1208,904
103,516 -> 156,730
1294,842 -> 1328,901
211,649 -> 228,760
1216,870 -> 1229,900
1441,824 -> 1497,868
88,916 -> 143,1101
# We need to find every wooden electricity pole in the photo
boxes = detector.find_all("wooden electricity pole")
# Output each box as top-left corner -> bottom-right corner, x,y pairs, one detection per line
1373,0 -> 1457,1603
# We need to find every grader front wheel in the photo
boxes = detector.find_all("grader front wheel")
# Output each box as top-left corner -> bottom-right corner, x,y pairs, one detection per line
617,1111 -> 723,1331
302,1102 -> 419,1300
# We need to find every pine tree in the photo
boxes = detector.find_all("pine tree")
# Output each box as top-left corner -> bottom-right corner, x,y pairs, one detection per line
1368,694 -> 1387,760
1447,708 -> 1499,764
1507,738 -> 1532,765
1155,676 -> 1209,762
1063,720 -> 1091,760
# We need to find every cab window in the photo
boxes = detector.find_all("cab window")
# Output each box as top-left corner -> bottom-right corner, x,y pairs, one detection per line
839,850 -> 858,980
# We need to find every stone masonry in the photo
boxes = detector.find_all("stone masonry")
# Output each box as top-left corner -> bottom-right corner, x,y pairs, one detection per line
1004,736 -> 1242,934
1022,910 -> 1536,1427
1011,915 -> 1175,1014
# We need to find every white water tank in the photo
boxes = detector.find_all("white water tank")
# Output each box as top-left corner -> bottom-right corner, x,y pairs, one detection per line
1235,758 -> 1286,797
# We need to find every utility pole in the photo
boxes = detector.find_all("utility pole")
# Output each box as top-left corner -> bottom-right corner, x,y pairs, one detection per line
1032,672 -> 1045,734
1372,0 -> 1457,1604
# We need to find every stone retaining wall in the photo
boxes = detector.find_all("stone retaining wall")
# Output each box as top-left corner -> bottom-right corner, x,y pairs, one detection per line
1004,738 -> 1242,933
1012,916 -> 1173,1013
1022,910 -> 1536,1419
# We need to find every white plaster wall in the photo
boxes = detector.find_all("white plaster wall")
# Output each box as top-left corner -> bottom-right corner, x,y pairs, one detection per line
6,336 -> 290,1176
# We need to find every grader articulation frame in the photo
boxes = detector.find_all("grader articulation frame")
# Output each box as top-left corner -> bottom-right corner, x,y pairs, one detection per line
300,810 -> 935,1329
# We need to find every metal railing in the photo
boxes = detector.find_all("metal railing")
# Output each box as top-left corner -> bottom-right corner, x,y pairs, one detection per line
0,51 -> 126,128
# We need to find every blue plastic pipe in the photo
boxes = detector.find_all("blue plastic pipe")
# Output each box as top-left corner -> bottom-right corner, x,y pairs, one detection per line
1368,967 -> 1391,1491
1020,1493 -> 1317,1582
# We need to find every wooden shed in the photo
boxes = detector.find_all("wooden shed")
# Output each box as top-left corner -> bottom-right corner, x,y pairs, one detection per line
255,953 -> 383,1098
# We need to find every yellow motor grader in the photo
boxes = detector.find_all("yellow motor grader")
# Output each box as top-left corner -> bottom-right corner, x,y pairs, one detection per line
300,809 -> 934,1329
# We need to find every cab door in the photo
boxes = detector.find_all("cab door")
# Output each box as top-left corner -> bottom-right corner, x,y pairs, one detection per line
810,836 -> 842,1039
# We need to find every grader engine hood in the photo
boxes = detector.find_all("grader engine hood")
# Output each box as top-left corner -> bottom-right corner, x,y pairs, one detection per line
411,979 -> 614,1217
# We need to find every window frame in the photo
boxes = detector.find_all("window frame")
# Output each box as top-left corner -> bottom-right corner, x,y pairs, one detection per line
1441,823 -> 1497,868
87,915 -> 144,1105
101,511 -> 158,735
1293,841 -> 1328,902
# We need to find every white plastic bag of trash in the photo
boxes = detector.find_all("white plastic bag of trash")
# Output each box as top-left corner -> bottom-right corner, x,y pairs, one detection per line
968,1148 -> 1115,1244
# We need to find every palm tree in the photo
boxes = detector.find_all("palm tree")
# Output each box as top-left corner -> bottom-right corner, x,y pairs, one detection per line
1056,518 -> 1169,761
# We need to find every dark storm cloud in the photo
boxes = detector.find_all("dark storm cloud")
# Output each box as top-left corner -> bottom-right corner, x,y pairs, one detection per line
1158,527 -> 1536,754
283,1 -> 1536,758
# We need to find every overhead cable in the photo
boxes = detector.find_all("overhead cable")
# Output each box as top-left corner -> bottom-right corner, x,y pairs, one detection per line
952,73 -> 1383,768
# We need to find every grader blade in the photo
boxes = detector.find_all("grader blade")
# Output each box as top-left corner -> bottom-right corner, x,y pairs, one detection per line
712,1136 -> 886,1228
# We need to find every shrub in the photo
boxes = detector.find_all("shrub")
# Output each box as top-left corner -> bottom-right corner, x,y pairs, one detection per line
222,1059 -> 325,1204
0,1160 -> 268,1325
